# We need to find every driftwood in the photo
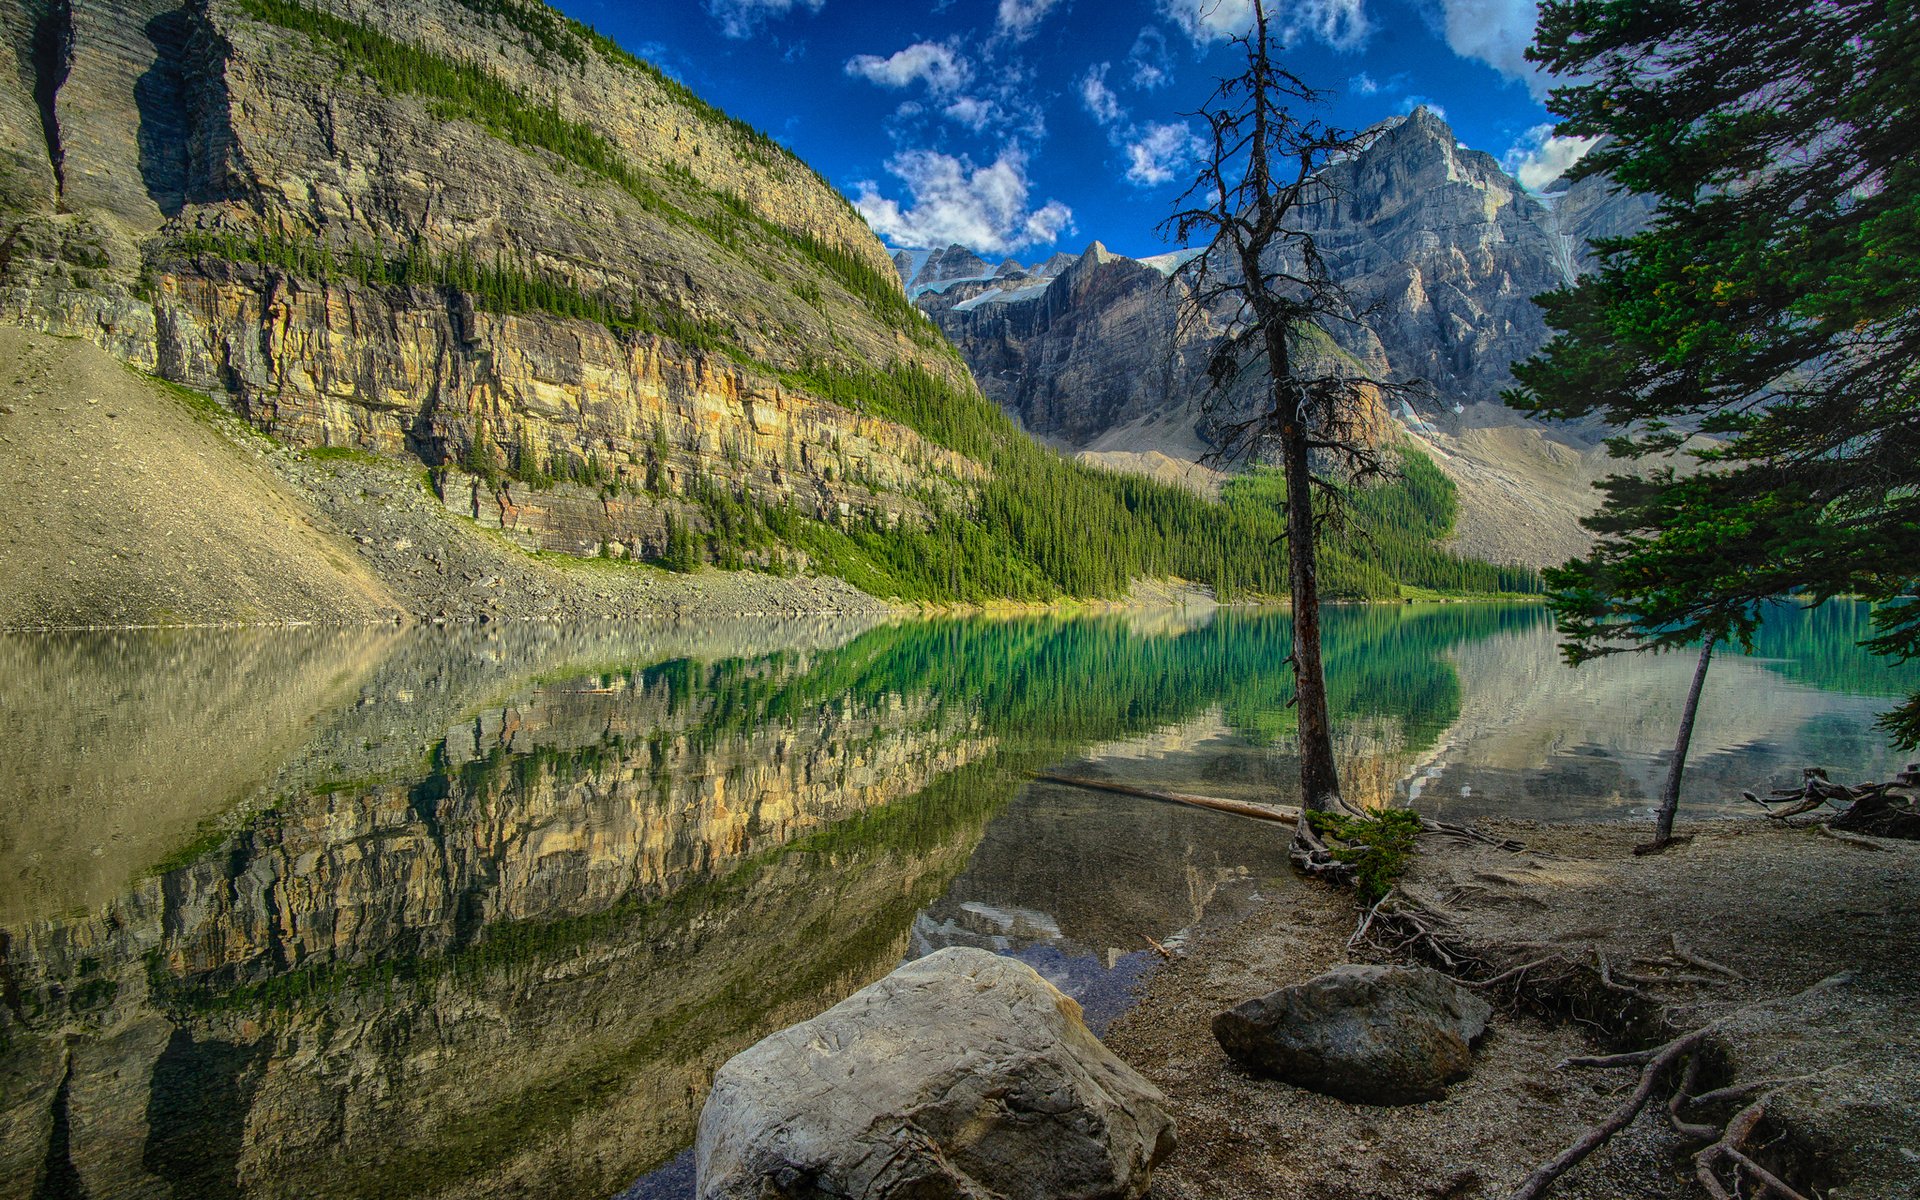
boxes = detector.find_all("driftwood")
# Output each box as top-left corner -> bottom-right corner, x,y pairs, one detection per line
1739,766 -> 1920,843
1036,774 -> 1525,854
1032,773 -> 1300,823
1748,767 -> 1916,832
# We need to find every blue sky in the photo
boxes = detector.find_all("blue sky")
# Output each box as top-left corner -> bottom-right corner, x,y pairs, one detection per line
552,1 -> 1594,260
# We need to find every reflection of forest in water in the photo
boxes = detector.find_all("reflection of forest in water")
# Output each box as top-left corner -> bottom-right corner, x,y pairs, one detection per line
0,600 -> 1908,1200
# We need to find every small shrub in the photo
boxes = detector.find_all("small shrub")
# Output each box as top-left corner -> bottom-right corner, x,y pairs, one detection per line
1306,808 -> 1422,905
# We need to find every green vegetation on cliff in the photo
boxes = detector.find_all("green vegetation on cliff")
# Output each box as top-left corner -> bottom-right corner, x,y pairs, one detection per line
768,361 -> 1541,602
238,0 -> 933,346
204,0 -> 1535,606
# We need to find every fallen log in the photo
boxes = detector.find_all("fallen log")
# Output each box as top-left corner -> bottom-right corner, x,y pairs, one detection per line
1031,773 -> 1300,823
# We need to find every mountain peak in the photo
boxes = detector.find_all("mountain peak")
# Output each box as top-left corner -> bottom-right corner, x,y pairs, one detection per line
918,245 -> 995,287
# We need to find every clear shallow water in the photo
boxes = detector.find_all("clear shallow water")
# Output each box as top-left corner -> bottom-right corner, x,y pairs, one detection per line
1,602 -> 1911,1198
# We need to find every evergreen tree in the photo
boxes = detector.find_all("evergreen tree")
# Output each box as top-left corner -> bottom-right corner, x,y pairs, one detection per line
1509,0 -> 1920,748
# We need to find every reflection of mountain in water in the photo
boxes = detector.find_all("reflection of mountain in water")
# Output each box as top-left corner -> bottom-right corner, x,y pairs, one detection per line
910,779 -> 1297,1032
8,600 -> 1892,1199
1402,604 -> 1918,822
6,606 -> 1520,1200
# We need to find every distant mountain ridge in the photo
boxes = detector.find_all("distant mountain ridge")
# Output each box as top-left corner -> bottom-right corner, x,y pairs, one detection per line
890,108 -> 1657,566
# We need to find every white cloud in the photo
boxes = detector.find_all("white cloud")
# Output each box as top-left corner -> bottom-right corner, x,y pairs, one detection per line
854,145 -> 1075,255
705,0 -> 824,40
996,0 -> 1066,43
1349,71 -> 1378,95
1124,121 -> 1205,187
1159,0 -> 1371,53
1080,63 -> 1125,125
1127,26 -> 1174,90
845,41 -> 973,97
1421,0 -> 1547,98
1503,123 -> 1598,190
1400,96 -> 1448,121
944,95 -> 1001,131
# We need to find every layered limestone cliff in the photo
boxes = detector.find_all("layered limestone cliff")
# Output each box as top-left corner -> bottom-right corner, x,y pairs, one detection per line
0,0 -> 975,564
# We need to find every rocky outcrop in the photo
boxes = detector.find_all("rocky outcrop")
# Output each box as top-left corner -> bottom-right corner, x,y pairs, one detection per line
922,243 -> 1216,445
915,109 -> 1637,453
903,108 -> 1655,564
696,947 -> 1175,1199
1544,147 -> 1661,272
1300,109 -> 1568,409
0,0 -> 977,561
1211,964 -> 1492,1105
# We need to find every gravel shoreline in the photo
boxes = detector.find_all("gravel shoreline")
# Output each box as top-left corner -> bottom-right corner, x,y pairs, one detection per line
1105,817 -> 1920,1200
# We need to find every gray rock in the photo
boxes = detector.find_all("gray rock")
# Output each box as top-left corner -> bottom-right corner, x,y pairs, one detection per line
1211,964 -> 1492,1105
696,946 -> 1176,1199
918,107 -> 1654,448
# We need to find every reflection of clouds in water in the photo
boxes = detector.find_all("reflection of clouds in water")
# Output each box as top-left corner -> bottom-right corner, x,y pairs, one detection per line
906,912 -> 1160,1035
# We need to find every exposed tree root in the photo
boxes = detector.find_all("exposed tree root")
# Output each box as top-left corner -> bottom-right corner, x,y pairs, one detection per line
1814,822 -> 1889,851
1289,814 -> 1356,886
1510,1025 -> 1713,1200
1507,975 -> 1852,1200
1693,1094 -> 1813,1200
1663,934 -> 1746,983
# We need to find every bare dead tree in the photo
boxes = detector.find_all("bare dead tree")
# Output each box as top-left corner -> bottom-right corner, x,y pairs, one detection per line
1163,0 -> 1420,820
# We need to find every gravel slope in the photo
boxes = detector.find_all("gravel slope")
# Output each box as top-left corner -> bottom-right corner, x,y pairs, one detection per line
0,329 -> 896,629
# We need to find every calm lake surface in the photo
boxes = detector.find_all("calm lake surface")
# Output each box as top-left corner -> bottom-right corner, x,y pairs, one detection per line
2,602 -> 1912,1199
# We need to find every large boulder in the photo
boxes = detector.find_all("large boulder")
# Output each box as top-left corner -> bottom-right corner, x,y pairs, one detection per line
1211,964 -> 1492,1105
696,947 -> 1176,1199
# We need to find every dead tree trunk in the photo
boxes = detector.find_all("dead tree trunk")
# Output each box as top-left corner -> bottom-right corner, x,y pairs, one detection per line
1646,631 -> 1718,849
1162,0 -> 1415,820
1281,402 -> 1339,811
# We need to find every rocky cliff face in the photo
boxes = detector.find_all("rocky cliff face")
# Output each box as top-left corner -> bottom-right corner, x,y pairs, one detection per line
922,242 -> 1215,445
916,109 -> 1647,448
0,0 -> 973,561
908,108 -> 1652,564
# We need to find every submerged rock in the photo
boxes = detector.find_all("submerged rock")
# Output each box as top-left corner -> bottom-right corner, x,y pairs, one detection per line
1211,964 -> 1492,1105
696,946 -> 1175,1199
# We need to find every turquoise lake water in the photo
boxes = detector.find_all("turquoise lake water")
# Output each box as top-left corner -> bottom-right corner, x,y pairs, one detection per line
1,601 -> 1911,1198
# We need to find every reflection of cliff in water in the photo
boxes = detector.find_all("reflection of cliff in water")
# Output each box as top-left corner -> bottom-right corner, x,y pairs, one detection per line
0,603 -> 1541,1200
2,618 -> 997,1200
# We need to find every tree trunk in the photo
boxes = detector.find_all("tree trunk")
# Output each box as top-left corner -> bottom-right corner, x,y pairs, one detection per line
1282,420 -> 1340,812
1649,631 -> 1718,847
